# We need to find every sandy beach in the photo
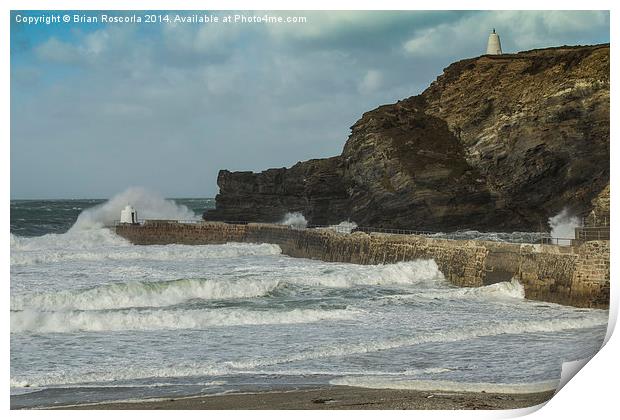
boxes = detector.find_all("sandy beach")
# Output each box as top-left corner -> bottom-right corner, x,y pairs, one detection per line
52,386 -> 555,410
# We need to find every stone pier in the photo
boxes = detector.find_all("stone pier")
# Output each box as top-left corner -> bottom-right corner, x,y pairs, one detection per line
115,221 -> 609,309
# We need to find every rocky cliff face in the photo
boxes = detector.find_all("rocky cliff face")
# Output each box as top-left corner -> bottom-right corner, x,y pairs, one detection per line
205,157 -> 350,225
205,44 -> 609,232
586,184 -> 610,226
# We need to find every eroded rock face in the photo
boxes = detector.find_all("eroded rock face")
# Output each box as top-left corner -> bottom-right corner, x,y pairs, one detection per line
205,44 -> 609,231
341,96 -> 497,230
422,45 -> 610,229
204,157 -> 350,225
585,184 -> 610,226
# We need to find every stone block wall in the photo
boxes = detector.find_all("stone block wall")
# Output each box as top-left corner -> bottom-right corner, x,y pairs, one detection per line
116,221 -> 247,244
114,222 -> 609,308
570,241 -> 610,308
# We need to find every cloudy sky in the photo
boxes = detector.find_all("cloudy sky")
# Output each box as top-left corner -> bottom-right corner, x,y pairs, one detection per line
10,10 -> 609,198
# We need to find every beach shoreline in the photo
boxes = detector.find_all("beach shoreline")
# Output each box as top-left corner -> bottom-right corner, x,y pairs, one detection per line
46,386 -> 556,410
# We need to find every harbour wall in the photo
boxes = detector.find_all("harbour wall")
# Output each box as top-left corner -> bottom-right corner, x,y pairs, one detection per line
114,221 -> 609,309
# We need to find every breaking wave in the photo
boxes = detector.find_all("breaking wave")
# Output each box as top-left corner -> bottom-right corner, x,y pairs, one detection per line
549,207 -> 581,243
292,260 -> 443,288
11,241 -> 282,267
11,307 -> 360,333
71,187 -> 199,231
11,277 -> 283,311
380,279 -> 525,303
10,188 -> 229,267
10,228 -> 128,253
317,220 -> 358,234
12,260 -> 442,311
280,212 -> 308,229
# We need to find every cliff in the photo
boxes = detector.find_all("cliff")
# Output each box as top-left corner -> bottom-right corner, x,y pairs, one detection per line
205,157 -> 350,225
205,44 -> 610,232
586,184 -> 610,226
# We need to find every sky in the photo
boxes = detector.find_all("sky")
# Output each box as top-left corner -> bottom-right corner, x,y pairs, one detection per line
10,10 -> 610,199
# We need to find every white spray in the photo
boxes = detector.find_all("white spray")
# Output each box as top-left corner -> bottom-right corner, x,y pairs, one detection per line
280,212 -> 308,229
71,187 -> 199,231
548,207 -> 581,244
327,220 -> 358,234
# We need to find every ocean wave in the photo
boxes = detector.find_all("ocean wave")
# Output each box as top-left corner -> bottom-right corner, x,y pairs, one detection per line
11,307 -> 360,333
223,313 -> 609,370
329,377 -> 559,394
10,314 -> 606,387
234,367 -> 453,377
10,371 -> 228,389
71,187 -> 199,231
10,240 -> 282,266
11,277 -> 283,311
10,379 -> 226,391
380,279 -> 525,303
10,363 -> 234,389
280,212 -> 308,229
11,260 -> 441,311
9,368 -> 448,390
10,229 -> 128,252
292,260 -> 444,289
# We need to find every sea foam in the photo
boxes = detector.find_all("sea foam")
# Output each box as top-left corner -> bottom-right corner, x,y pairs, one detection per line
71,187 -> 199,230
380,278 -> 525,303
11,241 -> 282,267
11,259 -> 443,311
11,276 -> 283,311
11,307 -> 360,333
223,313 -> 609,370
329,377 -> 559,394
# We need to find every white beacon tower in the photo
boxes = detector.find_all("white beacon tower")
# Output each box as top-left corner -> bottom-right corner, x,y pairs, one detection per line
120,204 -> 138,224
486,28 -> 503,55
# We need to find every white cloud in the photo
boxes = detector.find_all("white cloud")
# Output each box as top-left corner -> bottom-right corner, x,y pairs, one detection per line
35,37 -> 81,63
402,11 -> 609,59
266,11 -> 385,41
34,27 -> 138,66
202,62 -> 243,95
403,27 -> 445,56
161,21 -> 243,62
82,30 -> 110,56
358,69 -> 383,94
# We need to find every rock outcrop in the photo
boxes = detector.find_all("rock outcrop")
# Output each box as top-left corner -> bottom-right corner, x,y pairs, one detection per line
205,44 -> 610,232
585,184 -> 610,226
204,157 -> 350,225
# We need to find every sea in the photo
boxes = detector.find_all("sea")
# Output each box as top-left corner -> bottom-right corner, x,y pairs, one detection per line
10,188 -> 609,409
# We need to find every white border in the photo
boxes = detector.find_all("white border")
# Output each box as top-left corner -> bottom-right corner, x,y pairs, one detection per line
3,1 -> 616,419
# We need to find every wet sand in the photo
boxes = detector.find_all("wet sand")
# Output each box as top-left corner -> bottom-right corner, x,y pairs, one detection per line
54,386 -> 555,410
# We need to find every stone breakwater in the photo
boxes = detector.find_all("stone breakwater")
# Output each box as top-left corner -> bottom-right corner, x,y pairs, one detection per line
115,221 -> 609,309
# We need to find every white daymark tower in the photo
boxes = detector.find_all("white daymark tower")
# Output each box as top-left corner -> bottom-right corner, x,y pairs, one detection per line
120,204 -> 138,224
486,28 -> 503,55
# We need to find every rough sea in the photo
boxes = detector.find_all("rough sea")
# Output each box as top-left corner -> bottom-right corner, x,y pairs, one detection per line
10,188 -> 609,409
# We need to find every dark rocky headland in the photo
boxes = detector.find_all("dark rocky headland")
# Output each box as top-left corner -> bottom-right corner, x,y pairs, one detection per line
205,44 -> 610,232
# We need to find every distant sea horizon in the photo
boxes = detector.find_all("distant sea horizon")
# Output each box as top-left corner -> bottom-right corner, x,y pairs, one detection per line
10,197 -> 215,237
